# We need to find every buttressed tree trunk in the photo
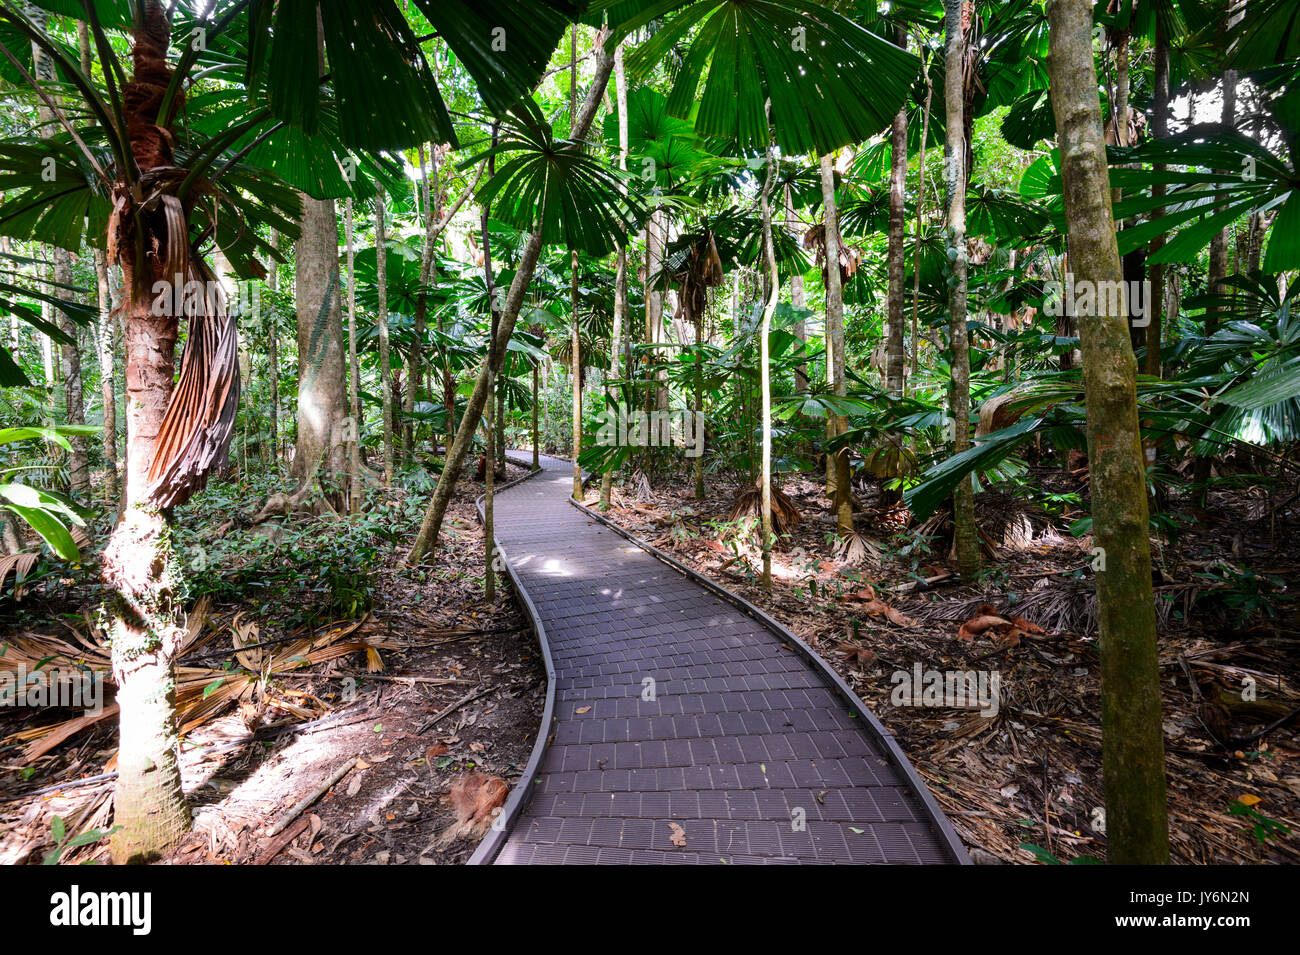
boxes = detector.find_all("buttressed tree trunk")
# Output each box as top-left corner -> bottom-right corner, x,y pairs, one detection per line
886,22 -> 909,397
407,41 -> 615,561
944,0 -> 980,581
1047,0 -> 1169,865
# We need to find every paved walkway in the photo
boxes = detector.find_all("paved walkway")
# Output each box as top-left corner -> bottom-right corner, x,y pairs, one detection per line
484,453 -> 967,864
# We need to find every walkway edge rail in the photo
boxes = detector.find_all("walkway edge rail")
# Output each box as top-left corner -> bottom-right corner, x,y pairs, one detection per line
466,465 -> 554,866
567,493 -> 972,865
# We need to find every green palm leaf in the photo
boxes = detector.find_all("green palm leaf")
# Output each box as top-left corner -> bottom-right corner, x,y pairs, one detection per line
617,0 -> 919,154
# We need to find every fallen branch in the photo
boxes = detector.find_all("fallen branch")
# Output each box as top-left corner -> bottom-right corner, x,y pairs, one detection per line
266,756 -> 359,837
416,685 -> 497,735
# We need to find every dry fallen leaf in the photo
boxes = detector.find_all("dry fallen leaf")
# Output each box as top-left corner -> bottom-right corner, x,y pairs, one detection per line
575,706 -> 591,714
439,771 -> 509,843
957,614 -> 1010,641
836,641 -> 877,666
668,822 -> 687,847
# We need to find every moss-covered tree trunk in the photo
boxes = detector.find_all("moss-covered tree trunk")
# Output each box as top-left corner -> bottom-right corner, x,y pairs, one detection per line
1047,0 -> 1169,865
944,0 -> 980,580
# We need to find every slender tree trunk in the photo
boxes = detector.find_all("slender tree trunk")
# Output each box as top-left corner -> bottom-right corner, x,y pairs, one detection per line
886,23 -> 909,396
94,251 -> 119,503
405,144 -> 437,458
786,185 -> 808,392
1195,15 -> 1241,510
1145,19 -> 1169,378
407,43 -> 615,560
344,201 -> 362,512
571,254 -> 583,499
1047,0 -> 1169,865
32,15 -> 88,497
265,230 -> 280,468
759,146 -> 780,588
944,0 -> 980,580
912,57 -> 934,379
819,153 -> 852,537
602,43 -> 629,509
532,360 -> 540,468
375,192 -> 394,486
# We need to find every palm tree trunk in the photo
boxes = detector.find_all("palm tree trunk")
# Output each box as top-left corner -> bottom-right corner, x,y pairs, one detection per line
98,2 -> 192,862
532,360 -> 540,468
1145,18 -> 1169,378
819,153 -> 853,537
405,144 -> 437,458
602,43 -> 629,510
375,192 -> 394,487
911,56 -> 934,380
886,23 -> 908,397
759,146 -> 780,588
94,250 -> 119,503
786,185 -> 807,392
1047,0 -> 1168,865
344,200 -> 362,512
944,0 -> 980,580
408,44 -> 614,561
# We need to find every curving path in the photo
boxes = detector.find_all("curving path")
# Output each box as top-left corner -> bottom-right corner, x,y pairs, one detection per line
472,452 -> 968,865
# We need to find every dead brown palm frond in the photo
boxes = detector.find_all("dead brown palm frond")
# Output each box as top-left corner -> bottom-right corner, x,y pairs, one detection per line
728,481 -> 803,536
671,230 -> 725,330
629,469 -> 653,501
834,530 -> 879,567
4,614 -> 391,761
0,552 -> 39,599
803,223 -> 861,283
145,257 -> 241,510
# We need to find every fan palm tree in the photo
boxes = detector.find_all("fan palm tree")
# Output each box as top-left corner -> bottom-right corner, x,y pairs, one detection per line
0,0 -> 582,863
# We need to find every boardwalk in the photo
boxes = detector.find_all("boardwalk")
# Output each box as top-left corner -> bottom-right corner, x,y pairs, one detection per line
474,453 -> 968,865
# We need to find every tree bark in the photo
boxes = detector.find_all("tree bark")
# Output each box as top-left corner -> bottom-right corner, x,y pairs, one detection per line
760,146 -> 779,588
602,43 -> 629,510
1047,0 -> 1169,865
944,0 -> 980,580
407,41 -> 615,561
886,23 -> 909,396
818,153 -> 852,537
344,202 -> 362,512
97,1 -> 192,862
1145,18 -> 1169,378
92,251 -> 119,502
291,196 -> 348,495
374,192 -> 394,486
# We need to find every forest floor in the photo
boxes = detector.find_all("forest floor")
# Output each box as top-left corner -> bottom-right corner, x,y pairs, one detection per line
589,462 -> 1300,864
0,459 -> 542,865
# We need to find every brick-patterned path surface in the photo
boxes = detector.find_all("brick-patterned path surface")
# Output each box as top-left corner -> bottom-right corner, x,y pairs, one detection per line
486,453 -> 967,864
